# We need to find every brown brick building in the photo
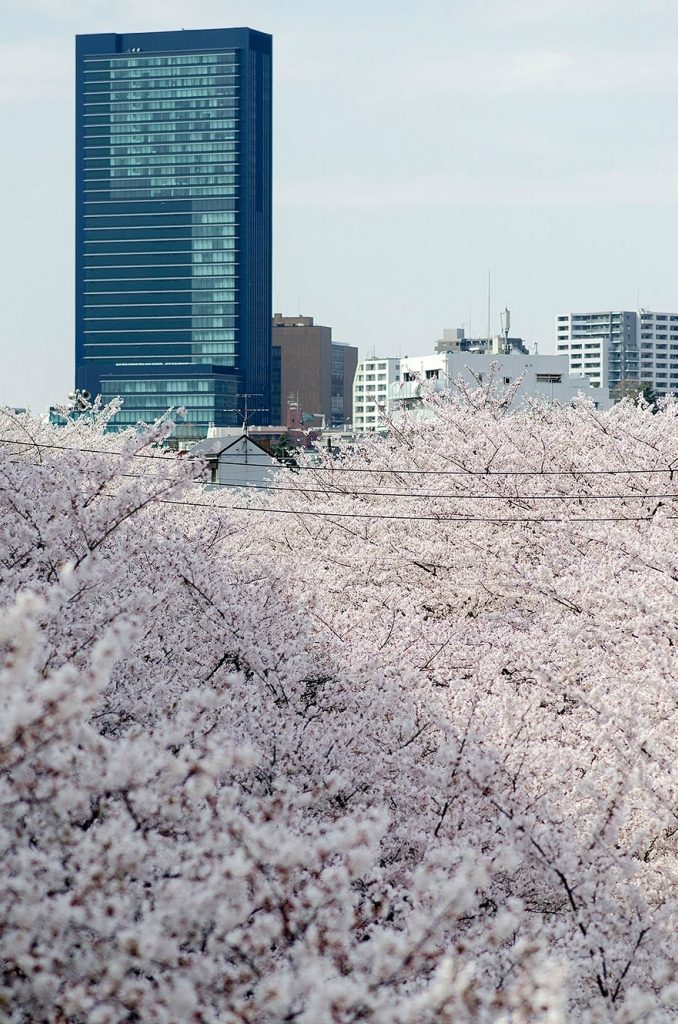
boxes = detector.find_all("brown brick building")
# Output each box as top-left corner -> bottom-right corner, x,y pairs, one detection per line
272,314 -> 357,427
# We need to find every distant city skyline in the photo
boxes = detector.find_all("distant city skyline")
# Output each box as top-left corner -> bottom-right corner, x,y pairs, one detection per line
2,0 -> 677,412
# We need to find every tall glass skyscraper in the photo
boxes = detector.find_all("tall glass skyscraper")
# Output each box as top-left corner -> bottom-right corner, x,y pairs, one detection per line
75,28 -> 272,437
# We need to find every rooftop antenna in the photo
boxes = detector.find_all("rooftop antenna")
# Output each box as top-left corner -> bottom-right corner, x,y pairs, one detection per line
225,393 -> 268,435
487,271 -> 491,345
500,307 -> 511,353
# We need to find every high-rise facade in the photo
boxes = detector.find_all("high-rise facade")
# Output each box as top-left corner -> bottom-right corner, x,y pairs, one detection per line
331,342 -> 358,427
556,310 -> 678,397
75,28 -> 272,437
271,315 -> 332,424
270,314 -> 358,427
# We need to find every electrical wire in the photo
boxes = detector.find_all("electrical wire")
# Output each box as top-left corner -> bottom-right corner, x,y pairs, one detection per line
119,473 -> 677,502
0,437 -> 177,460
0,436 -> 674,477
214,459 -> 676,476
154,496 -> 677,524
186,480 -> 677,500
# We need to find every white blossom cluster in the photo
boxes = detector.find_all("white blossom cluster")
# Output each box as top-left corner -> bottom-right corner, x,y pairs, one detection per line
0,387 -> 676,1023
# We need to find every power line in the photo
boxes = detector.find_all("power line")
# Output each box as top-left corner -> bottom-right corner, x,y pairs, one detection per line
214,459 -> 676,477
110,470 -> 678,502
154,496 -> 676,524
193,479 -> 676,501
0,436 -> 674,477
0,437 -> 177,460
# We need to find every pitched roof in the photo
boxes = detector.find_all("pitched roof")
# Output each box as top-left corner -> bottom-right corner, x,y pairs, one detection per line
189,433 -> 274,459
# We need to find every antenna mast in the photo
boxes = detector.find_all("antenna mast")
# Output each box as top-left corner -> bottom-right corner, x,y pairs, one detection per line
225,393 -> 268,434
500,307 -> 511,353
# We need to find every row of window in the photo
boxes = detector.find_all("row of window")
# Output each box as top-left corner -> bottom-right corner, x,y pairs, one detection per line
84,253 -> 237,265
85,293 -> 237,306
85,299 -> 238,313
84,54 -> 236,67
86,285 -> 236,298
85,85 -> 238,106
94,117 -> 237,136
97,69 -> 238,86
107,406 -> 233,424
85,79 -> 239,98
107,393 -> 233,409
84,267 -> 237,280
85,312 -> 237,325
100,376 -> 236,394
85,69 -> 238,86
101,172 -> 237,184
102,114 -> 236,130
99,156 -> 239,173
85,227 -> 237,243
86,97 -> 238,113
85,110 -> 235,127
85,222 -> 238,235
84,183 -> 237,198
85,329 -> 238,343
87,153 -> 238,170
86,131 -> 238,149
101,153 -> 238,170
86,67 -> 238,86
84,254 -> 238,267
88,186 -> 239,199
85,240 -> 237,254
89,141 -> 238,158
85,273 -> 237,288
83,199 -> 237,213
84,211 -> 237,224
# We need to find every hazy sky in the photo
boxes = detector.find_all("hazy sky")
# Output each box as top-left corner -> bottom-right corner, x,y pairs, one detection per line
1,0 -> 677,411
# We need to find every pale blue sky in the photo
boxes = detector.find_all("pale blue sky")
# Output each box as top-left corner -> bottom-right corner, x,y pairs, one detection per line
1,0 -> 677,410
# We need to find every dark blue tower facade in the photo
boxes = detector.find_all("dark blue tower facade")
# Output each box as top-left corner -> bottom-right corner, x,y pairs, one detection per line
75,28 -> 272,436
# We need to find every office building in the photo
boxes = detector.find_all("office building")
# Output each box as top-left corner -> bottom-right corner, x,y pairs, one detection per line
75,28 -> 272,437
352,357 -> 401,432
331,342 -> 358,427
556,310 -> 678,397
271,314 -> 357,427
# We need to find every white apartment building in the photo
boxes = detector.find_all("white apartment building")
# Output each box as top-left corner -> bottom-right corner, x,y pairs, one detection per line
636,310 -> 678,396
390,351 -> 611,417
352,357 -> 400,432
556,310 -> 678,396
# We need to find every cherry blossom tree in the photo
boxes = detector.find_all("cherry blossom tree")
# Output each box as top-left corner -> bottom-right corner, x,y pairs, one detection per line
0,388 -> 676,1022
